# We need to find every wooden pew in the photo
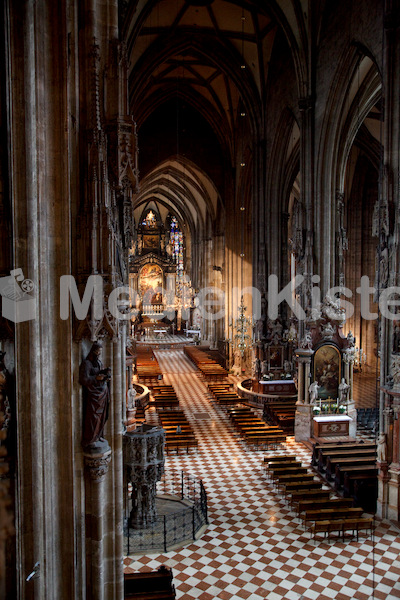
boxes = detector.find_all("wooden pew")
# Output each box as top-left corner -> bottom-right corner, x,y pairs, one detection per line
264,455 -> 298,464
311,441 -> 376,467
318,446 -> 377,472
296,497 -> 354,516
165,437 -> 198,454
281,480 -> 323,499
303,507 -> 363,530
311,517 -> 374,542
326,455 -> 376,481
269,466 -> 309,481
244,432 -> 286,449
289,489 -> 331,508
352,477 -> 378,512
334,465 -> 378,491
124,565 -> 176,599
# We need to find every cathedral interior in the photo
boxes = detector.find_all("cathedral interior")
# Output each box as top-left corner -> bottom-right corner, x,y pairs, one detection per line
1,0 -> 400,599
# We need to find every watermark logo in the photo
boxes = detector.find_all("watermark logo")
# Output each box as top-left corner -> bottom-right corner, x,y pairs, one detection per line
0,269 -> 36,323
1,271 -> 400,325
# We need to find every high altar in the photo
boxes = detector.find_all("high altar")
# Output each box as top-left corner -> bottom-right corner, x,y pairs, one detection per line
129,207 -> 195,334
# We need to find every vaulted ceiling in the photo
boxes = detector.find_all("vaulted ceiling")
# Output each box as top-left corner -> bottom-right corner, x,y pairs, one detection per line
121,0 -> 309,226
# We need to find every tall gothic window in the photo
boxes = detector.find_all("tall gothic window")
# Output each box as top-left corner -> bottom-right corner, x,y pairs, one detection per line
169,216 -> 184,278
142,210 -> 157,228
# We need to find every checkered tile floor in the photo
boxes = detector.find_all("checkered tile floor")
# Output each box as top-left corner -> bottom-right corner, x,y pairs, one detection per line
125,350 -> 400,600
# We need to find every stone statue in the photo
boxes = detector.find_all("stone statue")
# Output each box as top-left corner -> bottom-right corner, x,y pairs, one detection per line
321,322 -> 335,339
283,360 -> 292,373
0,352 -> 10,430
393,323 -> 400,354
127,384 -> 137,411
392,355 -> 400,389
347,331 -> 355,348
309,381 -> 320,404
253,357 -> 261,380
338,378 -> 350,403
79,341 -> 111,451
377,433 -> 387,463
267,318 -> 283,343
261,359 -> 269,376
374,243 -> 389,301
255,319 -> 264,340
299,330 -> 313,350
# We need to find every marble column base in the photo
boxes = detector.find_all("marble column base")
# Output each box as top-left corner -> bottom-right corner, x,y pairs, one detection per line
295,403 -> 313,442
387,463 -> 400,521
347,401 -> 357,439
376,461 -> 390,519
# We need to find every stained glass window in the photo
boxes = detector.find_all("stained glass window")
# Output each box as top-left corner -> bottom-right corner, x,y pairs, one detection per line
169,216 -> 184,279
142,210 -> 157,228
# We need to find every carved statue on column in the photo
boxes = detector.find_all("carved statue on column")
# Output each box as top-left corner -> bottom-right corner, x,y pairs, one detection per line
253,357 -> 261,380
377,433 -> 387,463
308,381 -> 320,404
79,341 -> 111,452
299,330 -> 313,350
338,378 -> 350,403
0,352 -> 10,431
391,354 -> 400,391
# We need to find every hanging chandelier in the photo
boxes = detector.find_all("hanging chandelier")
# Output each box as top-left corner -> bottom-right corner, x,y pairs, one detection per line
231,296 -> 252,357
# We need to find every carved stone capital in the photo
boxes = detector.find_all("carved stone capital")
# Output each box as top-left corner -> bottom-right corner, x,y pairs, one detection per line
107,117 -> 139,192
84,450 -> 112,481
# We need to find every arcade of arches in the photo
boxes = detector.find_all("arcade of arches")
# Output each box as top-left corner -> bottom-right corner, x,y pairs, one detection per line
1,0 -> 400,598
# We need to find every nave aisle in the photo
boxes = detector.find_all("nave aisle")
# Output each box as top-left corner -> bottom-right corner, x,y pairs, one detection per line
125,350 -> 400,600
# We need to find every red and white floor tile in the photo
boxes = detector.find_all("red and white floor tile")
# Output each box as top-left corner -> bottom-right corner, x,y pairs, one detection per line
124,350 -> 400,600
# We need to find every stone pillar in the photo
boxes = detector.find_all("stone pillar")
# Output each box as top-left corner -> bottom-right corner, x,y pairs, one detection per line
376,395 -> 391,518
387,396 -> 400,521
124,425 -> 165,529
294,348 -> 314,442
342,349 -> 357,438
84,451 -> 112,600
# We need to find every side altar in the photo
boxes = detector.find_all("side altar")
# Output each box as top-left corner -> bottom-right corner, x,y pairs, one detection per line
294,297 -> 357,442
313,415 -> 352,437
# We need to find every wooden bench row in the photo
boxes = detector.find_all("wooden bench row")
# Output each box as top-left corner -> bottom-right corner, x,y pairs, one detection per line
311,440 -> 376,469
311,517 -> 374,542
228,407 -> 286,449
136,348 -> 162,382
150,384 -> 180,410
313,440 -> 378,511
263,400 -> 296,433
264,454 -> 373,542
184,346 -> 228,380
158,410 -> 198,454
124,566 -> 176,599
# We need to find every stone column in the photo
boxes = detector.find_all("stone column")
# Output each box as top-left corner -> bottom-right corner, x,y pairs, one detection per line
6,2 -> 82,597
376,394 -> 391,518
342,350 -> 357,438
84,450 -> 112,600
294,348 -> 314,442
387,395 -> 400,521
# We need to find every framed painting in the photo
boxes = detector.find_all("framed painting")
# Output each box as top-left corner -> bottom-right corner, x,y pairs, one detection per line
139,263 -> 163,301
268,345 -> 284,370
143,234 -> 159,249
313,344 -> 341,400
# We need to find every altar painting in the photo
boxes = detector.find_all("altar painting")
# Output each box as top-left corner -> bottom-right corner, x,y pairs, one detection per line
313,344 -> 341,400
139,264 -> 163,303
268,345 -> 284,370
143,234 -> 159,249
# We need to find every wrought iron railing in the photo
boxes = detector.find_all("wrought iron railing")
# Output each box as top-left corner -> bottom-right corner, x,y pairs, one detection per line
125,470 -> 208,555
